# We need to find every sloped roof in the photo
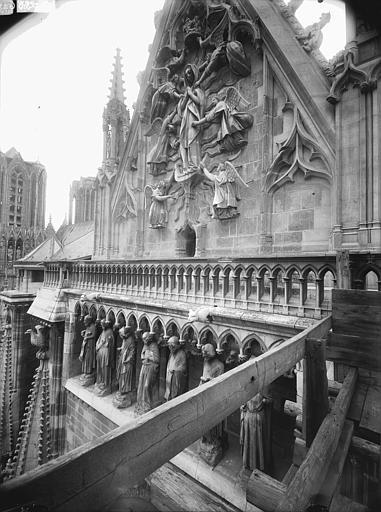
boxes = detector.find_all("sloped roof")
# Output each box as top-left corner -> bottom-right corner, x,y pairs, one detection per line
51,221 -> 94,260
27,286 -> 67,322
17,236 -> 62,263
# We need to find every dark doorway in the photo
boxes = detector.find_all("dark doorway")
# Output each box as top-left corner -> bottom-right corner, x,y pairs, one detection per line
183,224 -> 196,257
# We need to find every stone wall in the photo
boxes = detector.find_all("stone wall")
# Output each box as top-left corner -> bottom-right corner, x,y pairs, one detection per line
65,390 -> 117,452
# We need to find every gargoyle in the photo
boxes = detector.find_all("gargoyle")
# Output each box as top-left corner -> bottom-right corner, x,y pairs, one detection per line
188,306 -> 217,323
80,292 -> 102,303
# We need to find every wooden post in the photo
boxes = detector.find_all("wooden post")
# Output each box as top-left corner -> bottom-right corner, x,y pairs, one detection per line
303,338 -> 329,447
275,367 -> 357,512
246,470 -> 286,511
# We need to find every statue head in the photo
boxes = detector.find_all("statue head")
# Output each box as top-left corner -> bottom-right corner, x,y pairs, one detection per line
84,315 -> 93,327
202,343 -> 216,360
119,325 -> 133,339
184,64 -> 197,86
101,319 -> 111,330
142,331 -> 154,345
171,73 -> 179,85
320,12 -> 331,26
168,335 -> 180,353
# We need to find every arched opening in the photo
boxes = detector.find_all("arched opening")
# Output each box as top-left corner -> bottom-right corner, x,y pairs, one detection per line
365,270 -> 379,291
322,270 -> 335,309
177,223 -> 196,257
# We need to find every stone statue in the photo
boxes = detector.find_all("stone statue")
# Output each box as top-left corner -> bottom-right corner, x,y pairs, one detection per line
94,319 -> 115,397
150,73 -> 182,122
298,12 -> 331,52
200,160 -> 248,219
164,336 -> 187,401
135,331 -> 160,415
113,326 -> 136,408
78,315 -> 96,387
240,386 -> 273,473
147,179 -> 177,229
177,64 -> 205,171
146,109 -> 180,175
199,343 -> 225,466
192,87 -> 253,153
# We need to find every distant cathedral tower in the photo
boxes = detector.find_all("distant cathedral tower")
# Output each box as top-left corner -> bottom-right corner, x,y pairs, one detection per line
0,148 -> 47,289
102,48 -> 130,175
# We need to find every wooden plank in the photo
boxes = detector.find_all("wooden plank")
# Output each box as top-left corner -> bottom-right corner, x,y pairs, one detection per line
303,338 -> 329,447
347,383 -> 368,422
275,367 -> 358,512
0,316 -> 332,512
359,385 -> 381,433
282,464 -> 298,486
149,463 -> 241,512
332,289 -> 381,339
247,470 -> 286,511
316,420 -> 354,508
332,289 -> 381,308
327,333 -> 381,371
351,436 -> 380,462
329,492 -> 368,512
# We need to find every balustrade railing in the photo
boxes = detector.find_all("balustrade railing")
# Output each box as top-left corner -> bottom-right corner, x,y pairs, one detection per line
45,257 -> 338,318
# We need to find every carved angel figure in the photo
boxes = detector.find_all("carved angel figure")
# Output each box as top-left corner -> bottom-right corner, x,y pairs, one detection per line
200,160 -> 248,219
146,177 -> 177,229
193,87 -> 253,153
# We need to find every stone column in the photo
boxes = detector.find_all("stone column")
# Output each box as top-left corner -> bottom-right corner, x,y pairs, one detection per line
49,323 -> 65,457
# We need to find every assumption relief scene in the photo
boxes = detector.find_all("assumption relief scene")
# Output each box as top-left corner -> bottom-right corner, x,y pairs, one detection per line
1,1 -> 381,512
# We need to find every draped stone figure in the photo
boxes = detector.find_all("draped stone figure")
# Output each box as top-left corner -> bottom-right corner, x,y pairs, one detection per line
79,315 -> 96,387
135,332 -> 160,415
164,336 -> 187,401
198,343 -> 225,466
240,385 -> 273,473
94,319 -> 115,397
113,326 -> 136,409
177,63 -> 205,171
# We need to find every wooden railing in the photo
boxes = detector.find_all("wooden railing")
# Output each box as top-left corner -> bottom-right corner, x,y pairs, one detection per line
0,316 -> 332,512
44,256 -> 337,318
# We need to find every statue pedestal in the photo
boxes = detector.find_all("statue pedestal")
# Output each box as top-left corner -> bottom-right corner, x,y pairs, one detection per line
113,389 -> 136,409
198,437 -> 223,467
79,372 -> 95,387
93,382 -> 111,397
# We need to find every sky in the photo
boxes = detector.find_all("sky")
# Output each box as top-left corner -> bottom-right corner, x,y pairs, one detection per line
0,0 -> 345,229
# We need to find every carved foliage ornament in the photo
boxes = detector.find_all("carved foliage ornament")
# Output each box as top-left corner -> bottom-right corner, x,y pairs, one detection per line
265,105 -> 332,193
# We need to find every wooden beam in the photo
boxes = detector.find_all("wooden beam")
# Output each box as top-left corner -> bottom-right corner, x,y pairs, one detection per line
246,470 -> 286,512
303,338 -> 329,447
351,436 -> 380,462
0,316 -> 332,512
275,367 -> 357,512
329,492 -> 368,512
327,332 -> 381,372
315,420 -> 354,508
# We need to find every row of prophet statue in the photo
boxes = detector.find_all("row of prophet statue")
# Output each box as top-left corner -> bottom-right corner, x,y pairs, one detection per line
77,315 -> 272,471
143,0 -> 259,227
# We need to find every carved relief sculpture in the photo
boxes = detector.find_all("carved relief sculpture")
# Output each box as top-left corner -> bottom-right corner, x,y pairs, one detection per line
147,176 -> 177,229
94,319 -> 115,397
164,335 -> 187,401
198,343 -> 225,466
177,64 -> 205,171
193,86 -> 253,153
146,109 -> 180,175
200,160 -> 248,219
113,326 -> 136,409
78,315 -> 96,387
135,331 -> 160,415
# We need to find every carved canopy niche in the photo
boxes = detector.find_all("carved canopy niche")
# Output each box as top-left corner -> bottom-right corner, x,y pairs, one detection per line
265,104 -> 332,193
